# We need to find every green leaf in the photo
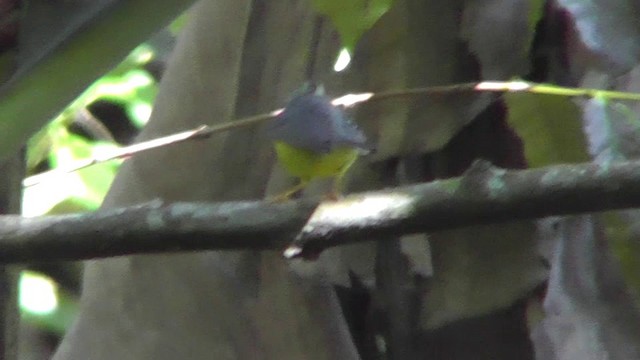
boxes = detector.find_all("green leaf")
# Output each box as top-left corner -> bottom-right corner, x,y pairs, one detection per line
505,93 -> 590,166
312,0 -> 394,51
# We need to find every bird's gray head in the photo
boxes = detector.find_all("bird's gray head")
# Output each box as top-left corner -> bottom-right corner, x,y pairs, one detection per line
267,84 -> 370,154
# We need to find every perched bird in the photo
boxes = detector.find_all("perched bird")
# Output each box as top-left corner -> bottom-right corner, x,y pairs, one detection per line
267,84 -> 370,200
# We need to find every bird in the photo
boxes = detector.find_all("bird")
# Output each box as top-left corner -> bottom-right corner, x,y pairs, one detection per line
266,84 -> 370,201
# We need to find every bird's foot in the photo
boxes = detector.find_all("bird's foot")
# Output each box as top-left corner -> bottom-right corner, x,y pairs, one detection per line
267,182 -> 308,203
324,190 -> 344,202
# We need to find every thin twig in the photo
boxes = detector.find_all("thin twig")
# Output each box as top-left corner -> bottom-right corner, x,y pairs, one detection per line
23,112 -> 280,187
24,81 -> 640,187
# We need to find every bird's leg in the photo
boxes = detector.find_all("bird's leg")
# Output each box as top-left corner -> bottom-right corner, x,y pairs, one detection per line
327,174 -> 347,201
327,154 -> 358,201
268,179 -> 309,202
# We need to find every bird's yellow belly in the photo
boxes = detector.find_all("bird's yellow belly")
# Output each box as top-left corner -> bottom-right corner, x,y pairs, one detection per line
274,141 -> 359,181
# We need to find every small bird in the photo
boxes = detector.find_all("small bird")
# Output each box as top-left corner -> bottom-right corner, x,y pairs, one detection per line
267,84 -> 370,201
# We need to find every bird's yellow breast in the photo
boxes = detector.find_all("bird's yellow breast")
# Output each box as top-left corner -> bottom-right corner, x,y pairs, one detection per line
274,141 -> 360,181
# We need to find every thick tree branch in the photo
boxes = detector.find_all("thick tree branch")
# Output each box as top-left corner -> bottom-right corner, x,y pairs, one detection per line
2,159 -> 640,263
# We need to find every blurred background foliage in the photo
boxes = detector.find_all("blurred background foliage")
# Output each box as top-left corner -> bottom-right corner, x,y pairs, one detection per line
23,44 -> 157,216
18,44 -> 157,345
10,2 -> 380,354
3,0 -> 640,359
13,15 -> 185,356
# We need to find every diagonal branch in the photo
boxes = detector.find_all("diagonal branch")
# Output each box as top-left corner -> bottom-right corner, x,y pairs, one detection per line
24,80 -> 640,187
3,159 -> 640,263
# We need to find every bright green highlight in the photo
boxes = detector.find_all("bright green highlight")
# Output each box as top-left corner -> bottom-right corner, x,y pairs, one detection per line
23,128 -> 120,216
23,44 -> 157,216
19,271 -> 79,335
518,81 -> 640,101
19,271 -> 58,315
477,81 -> 640,101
